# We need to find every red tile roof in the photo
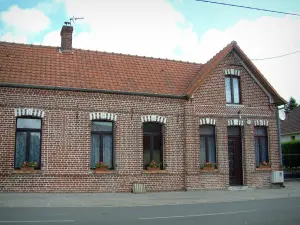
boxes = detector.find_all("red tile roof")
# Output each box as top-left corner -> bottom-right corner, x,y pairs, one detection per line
0,42 -> 202,97
281,106 -> 300,135
0,41 -> 285,105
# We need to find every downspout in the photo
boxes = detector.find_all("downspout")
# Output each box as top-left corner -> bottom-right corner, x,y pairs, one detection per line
183,100 -> 187,191
277,106 -> 285,167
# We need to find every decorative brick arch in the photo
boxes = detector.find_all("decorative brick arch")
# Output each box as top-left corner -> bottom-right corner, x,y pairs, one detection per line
228,119 -> 244,126
224,69 -> 241,76
89,112 -> 117,121
141,115 -> 167,124
199,118 -> 216,125
14,108 -> 45,118
254,119 -> 269,126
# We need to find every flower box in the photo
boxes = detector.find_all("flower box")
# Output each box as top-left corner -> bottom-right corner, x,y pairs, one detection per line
95,167 -> 109,171
202,166 -> 215,171
258,164 -> 271,169
147,167 -> 161,171
20,167 -> 35,171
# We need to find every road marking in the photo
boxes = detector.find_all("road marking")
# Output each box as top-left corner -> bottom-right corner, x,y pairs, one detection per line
138,209 -> 257,220
0,220 -> 74,223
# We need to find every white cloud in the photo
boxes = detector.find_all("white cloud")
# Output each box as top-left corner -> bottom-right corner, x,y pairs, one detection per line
0,32 -> 27,43
42,30 -> 60,46
1,5 -> 50,33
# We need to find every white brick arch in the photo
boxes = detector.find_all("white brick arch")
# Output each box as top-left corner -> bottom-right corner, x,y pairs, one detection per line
89,112 -> 117,121
254,119 -> 269,126
224,69 -> 241,76
14,108 -> 45,118
141,115 -> 167,124
228,119 -> 244,126
199,118 -> 216,125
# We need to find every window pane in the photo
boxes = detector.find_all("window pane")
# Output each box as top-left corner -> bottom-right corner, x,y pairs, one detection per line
17,118 -> 41,129
15,132 -> 27,168
225,77 -> 232,103
233,78 -> 240,103
29,132 -> 41,166
103,135 -> 113,169
153,135 -> 161,150
200,125 -> 215,135
200,136 -> 206,168
143,136 -> 151,167
255,127 -> 267,136
92,121 -> 112,132
90,134 -> 100,168
255,138 -> 260,166
228,127 -> 240,136
143,123 -> 161,133
153,150 -> 161,164
207,136 -> 216,163
260,137 -> 268,162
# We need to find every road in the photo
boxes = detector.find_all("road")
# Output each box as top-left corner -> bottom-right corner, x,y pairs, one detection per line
0,197 -> 300,225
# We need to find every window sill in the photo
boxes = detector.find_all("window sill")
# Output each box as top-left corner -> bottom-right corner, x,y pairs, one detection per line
93,170 -> 116,174
226,104 -> 244,107
143,170 -> 168,174
200,169 -> 219,173
12,169 -> 42,174
255,167 -> 272,171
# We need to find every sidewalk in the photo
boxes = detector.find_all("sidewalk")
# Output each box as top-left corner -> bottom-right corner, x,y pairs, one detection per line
0,180 -> 300,208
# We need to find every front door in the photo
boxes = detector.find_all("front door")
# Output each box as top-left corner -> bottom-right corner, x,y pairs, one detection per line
228,127 -> 243,186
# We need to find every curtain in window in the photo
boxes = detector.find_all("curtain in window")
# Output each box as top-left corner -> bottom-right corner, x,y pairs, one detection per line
103,135 -> 113,169
208,136 -> 216,163
29,132 -> 41,165
260,138 -> 267,162
255,138 -> 260,166
15,132 -> 27,168
90,134 -> 100,168
233,78 -> 240,103
225,77 -> 231,103
200,136 -> 206,168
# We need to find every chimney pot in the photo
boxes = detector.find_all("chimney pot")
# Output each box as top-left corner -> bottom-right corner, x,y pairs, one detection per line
60,25 -> 73,51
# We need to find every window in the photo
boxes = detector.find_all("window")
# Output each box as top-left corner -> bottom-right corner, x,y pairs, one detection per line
200,125 -> 216,168
143,123 -> 163,169
15,118 -> 42,169
225,76 -> 240,104
90,121 -> 113,169
255,127 -> 268,166
291,136 -> 296,141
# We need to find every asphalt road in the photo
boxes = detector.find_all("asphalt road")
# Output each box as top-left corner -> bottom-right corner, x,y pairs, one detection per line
0,197 -> 300,225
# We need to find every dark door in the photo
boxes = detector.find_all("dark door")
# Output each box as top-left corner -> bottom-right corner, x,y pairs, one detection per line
228,127 -> 243,186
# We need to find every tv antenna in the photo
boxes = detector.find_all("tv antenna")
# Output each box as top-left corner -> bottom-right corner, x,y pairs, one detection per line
64,16 -> 84,26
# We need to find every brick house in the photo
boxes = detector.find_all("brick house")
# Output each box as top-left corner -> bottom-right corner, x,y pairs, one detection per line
0,25 -> 286,192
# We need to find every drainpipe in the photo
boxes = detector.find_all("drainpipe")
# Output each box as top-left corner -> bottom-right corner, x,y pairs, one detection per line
277,106 -> 285,166
183,100 -> 187,191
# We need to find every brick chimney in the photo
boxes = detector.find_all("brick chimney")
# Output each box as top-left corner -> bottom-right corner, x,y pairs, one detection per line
60,25 -> 73,51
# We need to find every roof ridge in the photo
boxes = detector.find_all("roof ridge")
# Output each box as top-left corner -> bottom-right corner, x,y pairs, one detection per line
0,41 -> 202,65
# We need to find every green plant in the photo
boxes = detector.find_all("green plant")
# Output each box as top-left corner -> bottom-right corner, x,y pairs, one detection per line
148,160 -> 161,168
95,162 -> 108,168
204,161 -> 215,168
21,161 -> 38,168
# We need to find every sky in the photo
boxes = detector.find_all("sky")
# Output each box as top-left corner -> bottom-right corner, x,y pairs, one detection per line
0,0 -> 300,112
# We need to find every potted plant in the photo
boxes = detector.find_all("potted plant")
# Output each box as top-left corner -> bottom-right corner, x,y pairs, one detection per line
95,162 -> 109,171
258,161 -> 271,168
203,161 -> 215,171
147,160 -> 161,171
20,161 -> 38,171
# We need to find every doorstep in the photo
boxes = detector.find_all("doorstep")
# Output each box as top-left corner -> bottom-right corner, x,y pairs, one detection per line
228,186 -> 251,191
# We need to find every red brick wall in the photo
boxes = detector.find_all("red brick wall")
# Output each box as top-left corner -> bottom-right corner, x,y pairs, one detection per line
0,51 -> 281,192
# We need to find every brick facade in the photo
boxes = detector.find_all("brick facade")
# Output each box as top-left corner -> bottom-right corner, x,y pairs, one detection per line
0,51 -> 281,192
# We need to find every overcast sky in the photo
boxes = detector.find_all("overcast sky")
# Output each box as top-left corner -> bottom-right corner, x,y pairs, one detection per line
1,0 -> 300,107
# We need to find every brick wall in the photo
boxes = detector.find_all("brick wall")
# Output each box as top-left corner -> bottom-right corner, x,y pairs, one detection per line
0,51 -> 281,192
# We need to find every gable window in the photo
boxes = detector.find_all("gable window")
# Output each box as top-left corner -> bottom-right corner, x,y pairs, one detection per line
15,118 -> 42,169
200,125 -> 216,168
90,121 -> 113,169
255,127 -> 268,166
225,76 -> 240,104
143,123 -> 163,169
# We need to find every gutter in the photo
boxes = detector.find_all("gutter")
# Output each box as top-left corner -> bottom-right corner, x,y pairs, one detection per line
0,83 -> 188,100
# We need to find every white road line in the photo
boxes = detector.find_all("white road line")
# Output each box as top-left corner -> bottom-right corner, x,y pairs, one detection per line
0,220 -> 74,223
138,209 -> 257,220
